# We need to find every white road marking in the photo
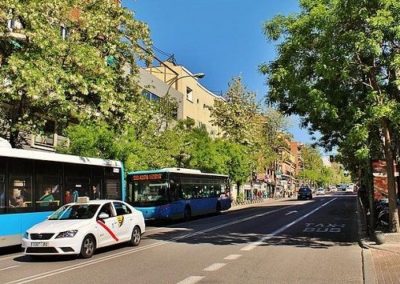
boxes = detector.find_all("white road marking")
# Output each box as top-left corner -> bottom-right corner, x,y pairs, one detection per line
285,210 -> 298,216
224,254 -> 241,260
176,276 -> 205,284
5,205 -> 293,284
0,265 -> 19,272
0,254 -> 23,262
203,263 -> 226,271
241,198 -> 337,251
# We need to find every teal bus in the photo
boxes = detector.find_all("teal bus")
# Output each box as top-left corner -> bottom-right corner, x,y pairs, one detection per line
127,168 -> 231,220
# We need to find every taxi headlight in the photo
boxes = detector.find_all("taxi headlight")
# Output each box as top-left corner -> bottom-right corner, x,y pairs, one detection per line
23,232 -> 29,239
55,230 -> 78,238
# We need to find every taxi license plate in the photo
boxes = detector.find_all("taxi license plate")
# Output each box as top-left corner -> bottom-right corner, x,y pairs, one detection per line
31,242 -> 48,247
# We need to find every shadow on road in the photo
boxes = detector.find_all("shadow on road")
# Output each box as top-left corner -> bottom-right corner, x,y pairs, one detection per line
146,195 -> 357,250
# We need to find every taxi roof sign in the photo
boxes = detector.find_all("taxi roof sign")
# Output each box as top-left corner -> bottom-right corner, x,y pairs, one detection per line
77,196 -> 90,203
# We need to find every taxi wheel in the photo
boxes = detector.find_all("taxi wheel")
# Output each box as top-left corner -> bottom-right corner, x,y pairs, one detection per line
80,235 -> 96,258
130,226 -> 141,246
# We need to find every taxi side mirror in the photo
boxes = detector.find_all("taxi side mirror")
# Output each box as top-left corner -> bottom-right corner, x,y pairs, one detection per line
98,212 -> 110,219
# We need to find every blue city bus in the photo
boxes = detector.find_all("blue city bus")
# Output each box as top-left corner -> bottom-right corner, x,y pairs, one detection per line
0,148 -> 125,247
127,168 -> 231,220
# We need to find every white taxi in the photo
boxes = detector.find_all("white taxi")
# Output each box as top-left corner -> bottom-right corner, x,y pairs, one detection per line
22,198 -> 145,258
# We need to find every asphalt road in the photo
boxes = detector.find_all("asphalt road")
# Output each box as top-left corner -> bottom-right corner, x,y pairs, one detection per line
0,192 -> 362,284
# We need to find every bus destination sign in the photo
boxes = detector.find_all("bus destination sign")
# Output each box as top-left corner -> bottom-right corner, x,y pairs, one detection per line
133,174 -> 162,181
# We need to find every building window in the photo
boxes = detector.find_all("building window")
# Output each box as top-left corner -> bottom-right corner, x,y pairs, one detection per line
142,90 -> 160,101
186,87 -> 193,102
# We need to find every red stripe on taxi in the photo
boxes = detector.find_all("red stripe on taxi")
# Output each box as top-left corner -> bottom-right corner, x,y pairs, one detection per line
97,220 -> 119,241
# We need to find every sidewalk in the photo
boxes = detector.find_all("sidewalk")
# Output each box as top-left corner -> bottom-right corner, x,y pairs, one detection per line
361,233 -> 400,284
230,197 -> 291,211
358,200 -> 400,283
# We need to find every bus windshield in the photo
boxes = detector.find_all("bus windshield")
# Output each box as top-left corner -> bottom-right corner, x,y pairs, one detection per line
131,179 -> 169,207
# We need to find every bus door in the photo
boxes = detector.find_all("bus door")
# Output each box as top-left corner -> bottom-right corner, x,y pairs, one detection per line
168,178 -> 182,219
181,178 -> 201,216
90,178 -> 103,200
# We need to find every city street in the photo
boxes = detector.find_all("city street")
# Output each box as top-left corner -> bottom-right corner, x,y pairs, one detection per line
0,192 -> 362,284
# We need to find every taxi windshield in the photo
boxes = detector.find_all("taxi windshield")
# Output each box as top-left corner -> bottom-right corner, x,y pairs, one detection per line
49,204 -> 100,220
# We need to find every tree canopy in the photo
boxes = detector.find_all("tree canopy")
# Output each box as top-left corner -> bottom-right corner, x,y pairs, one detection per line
262,0 -> 400,231
0,0 -> 151,147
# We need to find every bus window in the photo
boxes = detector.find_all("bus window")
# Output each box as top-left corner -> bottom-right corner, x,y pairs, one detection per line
8,159 -> 33,209
9,177 -> 32,208
36,176 -> 61,208
90,176 -> 103,200
168,179 -> 178,201
181,182 -> 193,199
65,164 -> 90,200
105,179 -> 120,200
35,161 -> 62,208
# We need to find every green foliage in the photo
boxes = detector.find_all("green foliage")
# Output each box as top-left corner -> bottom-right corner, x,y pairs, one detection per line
210,77 -> 259,146
262,0 -> 400,229
0,0 -> 151,147
58,121 -> 118,159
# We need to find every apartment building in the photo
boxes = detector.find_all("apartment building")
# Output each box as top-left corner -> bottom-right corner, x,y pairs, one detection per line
145,61 -> 222,137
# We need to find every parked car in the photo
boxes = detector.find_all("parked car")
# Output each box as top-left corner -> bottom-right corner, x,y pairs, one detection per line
316,188 -> 325,195
22,199 -> 145,259
297,187 -> 313,200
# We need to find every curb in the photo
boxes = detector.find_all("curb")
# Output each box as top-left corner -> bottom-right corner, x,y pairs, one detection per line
356,197 -> 377,284
230,197 -> 291,211
362,248 -> 376,284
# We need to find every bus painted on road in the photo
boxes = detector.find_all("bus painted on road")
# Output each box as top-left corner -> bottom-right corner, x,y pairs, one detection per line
0,148 -> 125,247
127,168 -> 231,220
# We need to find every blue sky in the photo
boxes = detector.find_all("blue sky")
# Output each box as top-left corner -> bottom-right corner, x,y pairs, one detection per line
123,0 -> 318,145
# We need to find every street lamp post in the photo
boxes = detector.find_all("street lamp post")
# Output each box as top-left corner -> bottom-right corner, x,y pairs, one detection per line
163,72 -> 205,168
165,72 -> 205,97
162,72 -> 205,129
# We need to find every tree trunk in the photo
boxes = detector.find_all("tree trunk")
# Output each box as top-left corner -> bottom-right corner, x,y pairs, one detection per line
236,182 -> 241,200
382,119 -> 400,232
366,160 -> 375,236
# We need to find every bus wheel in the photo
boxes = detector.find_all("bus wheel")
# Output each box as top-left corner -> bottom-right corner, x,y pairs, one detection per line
80,235 -> 96,259
130,226 -> 141,246
184,206 -> 191,221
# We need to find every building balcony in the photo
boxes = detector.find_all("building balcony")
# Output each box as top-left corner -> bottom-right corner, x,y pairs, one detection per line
25,133 -> 70,152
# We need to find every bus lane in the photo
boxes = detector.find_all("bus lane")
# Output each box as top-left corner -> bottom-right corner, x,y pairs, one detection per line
202,194 -> 363,284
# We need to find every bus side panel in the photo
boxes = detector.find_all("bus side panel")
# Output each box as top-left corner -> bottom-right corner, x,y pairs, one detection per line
0,211 -> 51,247
219,197 -> 232,211
169,200 -> 186,220
135,201 -> 187,220
189,199 -> 207,216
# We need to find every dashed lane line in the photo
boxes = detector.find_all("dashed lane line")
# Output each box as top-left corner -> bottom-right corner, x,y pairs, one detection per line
176,276 -> 205,284
203,263 -> 227,272
224,254 -> 241,260
0,265 -> 19,272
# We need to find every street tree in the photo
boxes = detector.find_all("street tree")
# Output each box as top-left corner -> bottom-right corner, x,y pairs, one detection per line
261,0 -> 400,232
0,0 -> 151,147
210,77 -> 259,146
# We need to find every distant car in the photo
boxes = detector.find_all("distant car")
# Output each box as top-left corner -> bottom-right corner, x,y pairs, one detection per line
22,199 -> 145,259
297,187 -> 313,200
316,188 -> 325,195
